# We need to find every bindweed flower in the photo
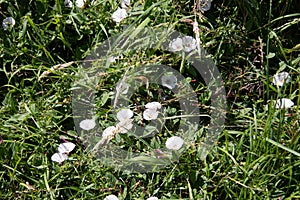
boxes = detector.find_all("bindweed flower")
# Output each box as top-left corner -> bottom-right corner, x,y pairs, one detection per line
198,0 -> 211,12
143,102 -> 162,120
143,108 -> 159,120
79,119 -> 96,130
108,56 -> 119,64
75,0 -> 85,8
121,0 -> 130,9
166,136 -> 184,150
51,152 -> 68,163
147,197 -> 159,200
102,126 -> 118,141
117,109 -> 133,121
104,194 -> 119,200
112,8 -> 127,23
182,36 -> 197,52
64,0 -> 73,7
116,119 -> 133,133
2,17 -> 15,30
276,98 -> 294,109
169,37 -> 183,52
272,72 -> 290,86
161,74 -> 177,89
58,142 -> 75,153
145,102 -> 162,110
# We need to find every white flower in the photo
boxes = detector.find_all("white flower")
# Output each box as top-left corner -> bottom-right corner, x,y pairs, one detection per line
169,37 -> 183,52
143,108 -> 159,120
108,56 -> 119,64
182,36 -> 197,52
272,72 -> 290,86
121,0 -> 130,9
166,136 -> 184,150
64,0 -> 73,7
112,8 -> 127,23
2,17 -> 15,30
198,0 -> 211,12
51,152 -> 68,163
75,0 -> 85,8
116,119 -> 133,133
104,194 -> 119,200
161,74 -> 177,89
145,102 -> 162,110
52,4 -> 57,10
102,126 -> 118,140
147,197 -> 159,200
276,98 -> 294,109
79,119 -> 96,130
143,102 -> 162,120
58,142 -> 75,153
117,109 -> 133,121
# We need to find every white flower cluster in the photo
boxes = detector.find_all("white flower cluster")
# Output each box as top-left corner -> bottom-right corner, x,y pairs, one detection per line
51,142 -> 76,163
143,102 -> 162,120
272,72 -> 294,109
2,17 -> 15,30
112,0 -> 130,23
101,102 -> 163,143
169,36 -> 197,53
79,102 -> 185,151
100,108 -> 134,144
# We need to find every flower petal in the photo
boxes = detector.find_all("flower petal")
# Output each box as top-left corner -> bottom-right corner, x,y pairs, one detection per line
276,98 -> 294,109
104,194 -> 119,200
116,119 -> 133,133
272,72 -> 290,86
166,136 -> 184,150
182,36 -> 197,52
58,142 -> 76,153
117,109 -> 133,121
121,0 -> 130,9
145,102 -> 162,110
75,0 -> 85,8
2,17 -> 15,30
112,8 -> 127,23
198,0 -> 211,12
161,74 -> 177,89
102,126 -> 118,139
147,197 -> 159,200
51,152 -> 68,163
169,38 -> 183,52
143,108 -> 159,120
79,119 -> 96,130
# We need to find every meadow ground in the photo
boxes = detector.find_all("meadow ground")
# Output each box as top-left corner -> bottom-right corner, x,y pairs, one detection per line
0,0 -> 300,199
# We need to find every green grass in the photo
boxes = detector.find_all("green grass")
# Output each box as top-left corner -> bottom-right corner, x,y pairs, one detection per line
1,0 -> 300,199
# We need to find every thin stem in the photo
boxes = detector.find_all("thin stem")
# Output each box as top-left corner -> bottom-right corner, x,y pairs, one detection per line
265,0 -> 273,101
